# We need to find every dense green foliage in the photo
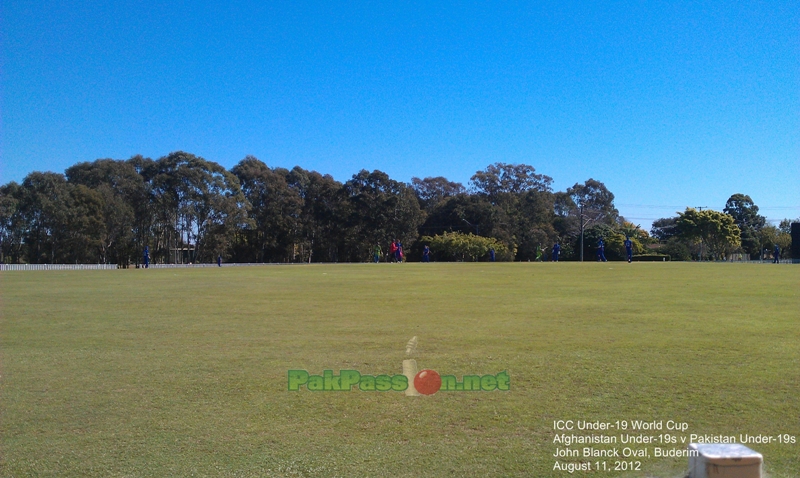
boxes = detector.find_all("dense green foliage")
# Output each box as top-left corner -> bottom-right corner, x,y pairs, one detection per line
1,153 -> 794,263
649,202 -> 796,261
676,208 -> 741,259
724,193 -> 765,256
421,231 -> 511,261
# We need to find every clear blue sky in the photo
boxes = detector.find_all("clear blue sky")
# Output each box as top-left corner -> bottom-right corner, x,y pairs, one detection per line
3,1 -> 799,228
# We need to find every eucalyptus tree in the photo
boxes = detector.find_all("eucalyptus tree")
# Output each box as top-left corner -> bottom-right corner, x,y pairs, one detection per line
66,159 -> 147,265
231,156 -> 301,262
469,162 -> 553,199
17,172 -> 73,263
723,193 -> 766,257
565,179 -> 619,260
343,170 -> 425,261
468,163 -> 555,260
411,176 -> 465,212
148,152 -> 248,263
566,179 -> 619,225
514,188 -> 558,261
0,182 -> 26,263
64,184 -> 105,263
287,166 -> 348,262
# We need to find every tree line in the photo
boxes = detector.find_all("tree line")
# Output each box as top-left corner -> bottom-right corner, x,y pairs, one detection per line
0,151 -> 794,264
651,194 -> 795,261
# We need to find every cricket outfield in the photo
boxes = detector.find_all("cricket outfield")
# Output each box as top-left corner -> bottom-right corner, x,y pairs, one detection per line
1,263 -> 798,477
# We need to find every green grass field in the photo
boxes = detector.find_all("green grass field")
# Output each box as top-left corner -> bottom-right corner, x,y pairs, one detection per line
1,263 -> 798,477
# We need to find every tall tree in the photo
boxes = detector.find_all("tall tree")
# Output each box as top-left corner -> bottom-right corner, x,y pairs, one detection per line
124,155 -> 158,264
343,170 -> 425,261
411,176 -> 465,211
566,179 -> 619,226
66,159 -> 147,265
677,208 -> 741,259
549,179 -> 619,259
64,185 -> 105,263
0,182 -> 26,263
723,193 -> 766,256
467,163 -> 556,260
470,163 -> 552,199
509,189 -> 557,261
147,152 -> 249,263
287,167 -> 348,262
552,191 -> 579,248
17,172 -> 73,263
231,157 -> 301,262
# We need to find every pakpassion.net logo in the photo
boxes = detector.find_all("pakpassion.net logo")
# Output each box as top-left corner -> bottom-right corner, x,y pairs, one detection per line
287,337 -> 510,396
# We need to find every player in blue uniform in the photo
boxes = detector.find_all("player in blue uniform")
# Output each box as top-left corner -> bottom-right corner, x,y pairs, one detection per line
624,237 -> 633,263
773,245 -> 780,264
143,246 -> 150,268
422,245 -> 431,263
552,242 -> 561,262
597,239 -> 607,262
489,248 -> 496,262
217,254 -> 222,267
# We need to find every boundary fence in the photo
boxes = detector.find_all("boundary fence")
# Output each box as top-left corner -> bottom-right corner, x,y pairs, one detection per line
1,263 -> 313,271
0,264 -> 119,271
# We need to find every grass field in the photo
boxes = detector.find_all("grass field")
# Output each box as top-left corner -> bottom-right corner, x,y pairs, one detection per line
1,263 -> 798,477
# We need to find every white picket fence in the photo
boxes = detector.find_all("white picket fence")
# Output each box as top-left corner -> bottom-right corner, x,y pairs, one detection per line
0,264 -> 119,271
0,262 -> 311,271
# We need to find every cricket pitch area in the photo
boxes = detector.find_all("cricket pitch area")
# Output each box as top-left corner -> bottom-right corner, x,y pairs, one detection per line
1,263 -> 798,477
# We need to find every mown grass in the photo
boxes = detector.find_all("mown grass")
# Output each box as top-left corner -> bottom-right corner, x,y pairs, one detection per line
1,262 -> 798,477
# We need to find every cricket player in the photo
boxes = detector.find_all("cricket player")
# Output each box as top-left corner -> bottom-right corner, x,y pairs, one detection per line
422,245 -> 430,263
624,237 -> 633,263
773,244 -> 780,264
597,239 -> 607,262
552,242 -> 561,262
143,246 -> 150,268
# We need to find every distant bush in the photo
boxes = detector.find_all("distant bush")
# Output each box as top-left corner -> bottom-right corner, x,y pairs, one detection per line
420,232 -> 512,262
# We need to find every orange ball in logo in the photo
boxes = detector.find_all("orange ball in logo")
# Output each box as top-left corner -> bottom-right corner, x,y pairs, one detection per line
414,369 -> 442,395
